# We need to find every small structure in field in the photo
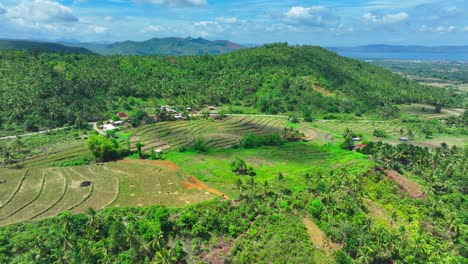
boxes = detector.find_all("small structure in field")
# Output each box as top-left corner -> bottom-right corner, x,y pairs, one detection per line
208,106 -> 216,111
353,137 -> 361,141
399,137 -> 409,141
80,181 -> 92,188
156,149 -> 162,153
0,179 -> 6,184
325,134 -> 334,141
113,121 -> 124,126
174,114 -> 183,120
101,124 -> 116,131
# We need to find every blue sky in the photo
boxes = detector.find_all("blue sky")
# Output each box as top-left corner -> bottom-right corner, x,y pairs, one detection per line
0,0 -> 466,45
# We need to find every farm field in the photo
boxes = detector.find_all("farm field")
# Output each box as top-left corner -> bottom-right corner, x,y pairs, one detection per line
129,115 -> 318,151
0,160 -> 220,226
310,119 -> 466,148
397,103 -> 464,119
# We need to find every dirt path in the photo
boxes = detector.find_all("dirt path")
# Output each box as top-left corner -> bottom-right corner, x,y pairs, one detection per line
303,217 -> 340,253
0,126 -> 72,140
385,170 -> 424,198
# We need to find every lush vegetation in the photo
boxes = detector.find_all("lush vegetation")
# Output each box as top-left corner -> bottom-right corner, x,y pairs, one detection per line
1,44 -> 463,134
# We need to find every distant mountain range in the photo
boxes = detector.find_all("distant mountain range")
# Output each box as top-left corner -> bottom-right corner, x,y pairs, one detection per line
61,37 -> 244,55
0,37 -> 244,56
328,45 -> 468,53
0,39 -> 94,54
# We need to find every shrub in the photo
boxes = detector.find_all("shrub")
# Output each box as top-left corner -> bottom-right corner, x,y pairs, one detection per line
239,133 -> 284,148
372,129 -> 388,138
193,138 -> 209,152
308,199 -> 324,218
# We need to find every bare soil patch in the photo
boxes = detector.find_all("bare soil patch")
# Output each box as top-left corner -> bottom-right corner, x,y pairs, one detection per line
181,176 -> 228,199
303,217 -> 340,253
385,170 -> 424,198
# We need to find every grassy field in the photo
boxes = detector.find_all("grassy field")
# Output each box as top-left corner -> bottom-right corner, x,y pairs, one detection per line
166,142 -> 372,198
0,160 -> 220,226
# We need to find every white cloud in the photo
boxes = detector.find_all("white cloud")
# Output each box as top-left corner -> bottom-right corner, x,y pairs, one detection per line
420,25 -> 456,33
104,16 -> 113,22
284,6 -> 339,27
89,25 -> 107,33
6,0 -> 79,24
193,21 -> 217,27
464,26 -> 468,32
216,17 -> 240,24
362,12 -> 409,24
141,25 -> 165,33
136,0 -> 207,8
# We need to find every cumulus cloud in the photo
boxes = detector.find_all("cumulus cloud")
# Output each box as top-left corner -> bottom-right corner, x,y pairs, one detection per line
6,0 -> 79,24
136,0 -> 207,8
420,25 -> 456,33
284,6 -> 339,27
141,24 -> 165,33
362,12 -> 409,24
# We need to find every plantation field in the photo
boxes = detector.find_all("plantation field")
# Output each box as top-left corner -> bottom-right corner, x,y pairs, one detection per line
166,142 -> 372,197
130,116 -> 315,151
397,103 -> 464,119
0,160 -> 220,226
310,119 -> 466,148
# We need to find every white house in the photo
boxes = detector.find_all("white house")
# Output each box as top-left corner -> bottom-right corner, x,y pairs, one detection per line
102,124 -> 116,131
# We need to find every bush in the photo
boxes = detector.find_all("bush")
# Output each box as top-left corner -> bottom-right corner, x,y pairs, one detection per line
372,129 -> 388,138
239,133 -> 284,149
193,138 -> 209,152
308,199 -> 324,218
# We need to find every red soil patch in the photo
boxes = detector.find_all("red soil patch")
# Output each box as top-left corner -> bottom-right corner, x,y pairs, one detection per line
385,170 -> 424,198
181,176 -> 229,199
118,159 -> 228,198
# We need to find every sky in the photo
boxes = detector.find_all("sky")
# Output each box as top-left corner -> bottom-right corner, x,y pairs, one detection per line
0,0 -> 467,46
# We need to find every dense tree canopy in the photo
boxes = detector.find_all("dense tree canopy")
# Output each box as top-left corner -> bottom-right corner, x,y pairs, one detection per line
0,44 -> 463,133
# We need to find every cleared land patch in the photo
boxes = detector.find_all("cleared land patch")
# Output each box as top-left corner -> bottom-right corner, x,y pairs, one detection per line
303,217 -> 340,253
385,170 -> 424,198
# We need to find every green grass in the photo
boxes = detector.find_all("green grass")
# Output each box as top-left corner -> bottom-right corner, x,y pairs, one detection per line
166,142 -> 372,198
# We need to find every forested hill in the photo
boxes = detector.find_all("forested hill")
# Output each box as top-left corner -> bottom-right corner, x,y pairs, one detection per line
0,39 -> 94,54
0,43 -> 463,131
62,37 -> 243,55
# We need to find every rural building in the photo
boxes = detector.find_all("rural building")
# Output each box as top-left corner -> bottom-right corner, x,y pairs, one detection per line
399,137 -> 409,141
353,137 -> 361,141
102,124 -> 116,131
208,106 -> 216,111
113,121 -> 124,126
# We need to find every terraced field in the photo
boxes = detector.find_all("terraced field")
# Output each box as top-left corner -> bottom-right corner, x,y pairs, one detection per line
0,160 -> 220,226
130,116 -> 293,151
312,120 -> 405,139
15,140 -> 89,169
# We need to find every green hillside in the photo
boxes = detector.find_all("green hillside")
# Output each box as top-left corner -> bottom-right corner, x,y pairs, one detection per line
64,37 -> 243,55
0,43 -> 464,133
0,39 -> 94,54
